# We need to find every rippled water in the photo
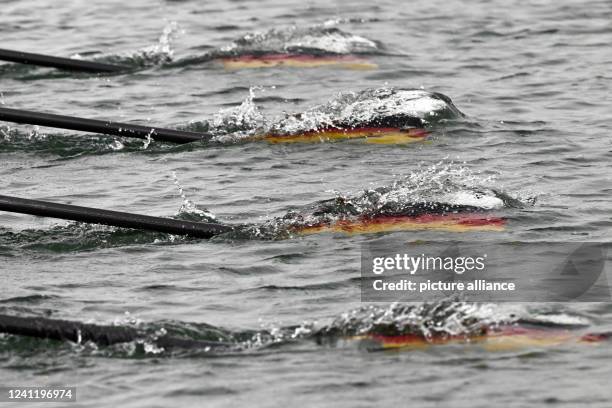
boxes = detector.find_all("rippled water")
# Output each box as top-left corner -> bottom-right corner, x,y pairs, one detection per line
1,0 -> 612,406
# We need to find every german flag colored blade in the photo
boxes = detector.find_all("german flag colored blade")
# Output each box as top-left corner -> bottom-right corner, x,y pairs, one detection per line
236,88 -> 464,145
202,26 -> 383,71
260,126 -> 428,144
345,324 -> 612,351
218,53 -> 378,70
294,212 -> 506,235
242,207 -> 506,240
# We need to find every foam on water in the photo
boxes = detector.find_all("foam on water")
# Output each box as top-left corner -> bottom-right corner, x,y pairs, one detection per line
318,301 -> 507,339
0,160 -> 527,247
208,87 -> 266,142
339,161 -> 503,212
439,190 -> 504,209
244,161 -> 528,239
207,87 -> 463,143
238,301 -> 593,352
0,299 -> 592,358
316,301 -> 592,341
219,26 -> 382,56
271,88 -> 463,134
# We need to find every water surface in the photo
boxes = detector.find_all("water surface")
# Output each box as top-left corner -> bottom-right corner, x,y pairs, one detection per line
1,0 -> 612,406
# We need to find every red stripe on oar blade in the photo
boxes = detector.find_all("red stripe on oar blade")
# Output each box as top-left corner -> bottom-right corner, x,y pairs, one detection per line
295,213 -> 506,235
352,325 -> 612,349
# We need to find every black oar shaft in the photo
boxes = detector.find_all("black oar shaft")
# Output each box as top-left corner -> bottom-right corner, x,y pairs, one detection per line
0,195 -> 233,238
0,314 -> 138,346
0,48 -> 127,73
0,107 -> 205,144
0,314 -> 230,350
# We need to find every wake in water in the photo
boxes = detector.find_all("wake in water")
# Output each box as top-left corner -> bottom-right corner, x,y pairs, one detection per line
246,161 -> 529,239
0,124 -> 150,159
0,22 -> 182,80
271,88 -> 462,130
0,23 -> 381,78
201,86 -> 464,143
0,299 -> 604,358
0,162 -> 532,252
0,86 -> 464,156
218,26 -> 382,56
172,25 -> 384,70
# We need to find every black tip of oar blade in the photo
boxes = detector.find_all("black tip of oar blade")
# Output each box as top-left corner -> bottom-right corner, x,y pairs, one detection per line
0,48 -> 128,73
0,194 -> 234,239
0,107 -> 206,144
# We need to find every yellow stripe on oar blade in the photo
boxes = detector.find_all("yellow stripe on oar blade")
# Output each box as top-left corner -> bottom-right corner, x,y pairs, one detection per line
219,54 -> 378,70
261,127 -> 428,144
294,213 -> 506,236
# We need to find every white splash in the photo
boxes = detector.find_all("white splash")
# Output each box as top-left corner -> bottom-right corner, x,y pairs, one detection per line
139,21 -> 181,60
221,25 -> 381,55
439,191 -> 504,209
27,125 -> 48,141
347,160 -> 500,212
528,313 -> 591,326
273,88 -> 462,135
142,129 -> 154,150
285,32 -> 378,54
210,87 -> 266,142
0,126 -> 10,141
205,87 -> 464,146
108,139 -> 124,150
337,89 -> 450,123
172,171 -> 216,219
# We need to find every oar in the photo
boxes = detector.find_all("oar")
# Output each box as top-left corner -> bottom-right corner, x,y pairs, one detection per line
0,194 -> 234,238
0,48 -> 128,73
0,107 -> 206,144
0,314 -> 230,350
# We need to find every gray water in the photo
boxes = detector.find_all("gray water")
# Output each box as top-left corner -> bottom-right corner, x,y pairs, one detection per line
1,0 -> 612,406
